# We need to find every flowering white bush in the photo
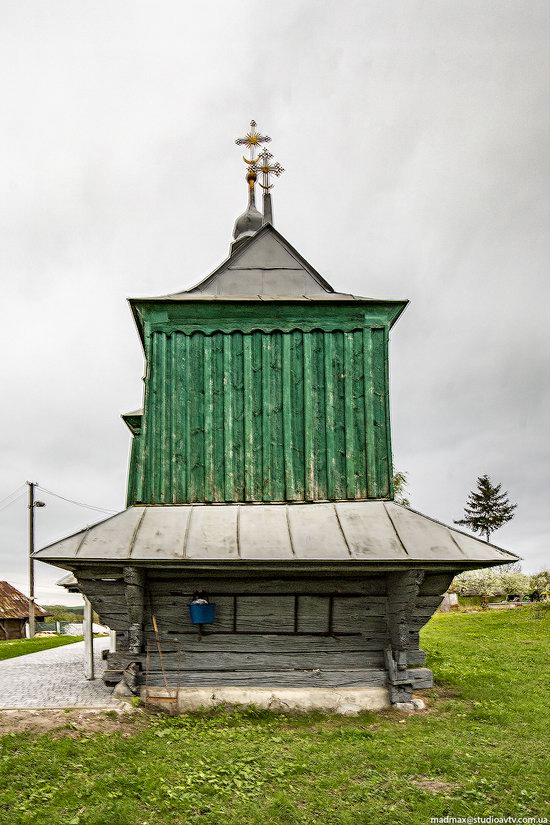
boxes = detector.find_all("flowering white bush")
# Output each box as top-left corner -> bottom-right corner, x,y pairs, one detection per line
452,567 -> 531,597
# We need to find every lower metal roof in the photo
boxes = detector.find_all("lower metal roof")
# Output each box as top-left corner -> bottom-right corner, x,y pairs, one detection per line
34,502 -> 518,567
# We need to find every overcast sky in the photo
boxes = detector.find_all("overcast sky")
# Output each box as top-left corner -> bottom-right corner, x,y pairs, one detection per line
1,0 -> 548,606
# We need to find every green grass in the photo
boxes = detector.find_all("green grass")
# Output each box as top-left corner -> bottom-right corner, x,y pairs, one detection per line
0,608 -> 549,825
0,635 -> 83,661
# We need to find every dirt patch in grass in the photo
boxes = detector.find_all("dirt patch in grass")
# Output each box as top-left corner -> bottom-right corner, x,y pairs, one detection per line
411,777 -> 459,794
0,707 -> 147,737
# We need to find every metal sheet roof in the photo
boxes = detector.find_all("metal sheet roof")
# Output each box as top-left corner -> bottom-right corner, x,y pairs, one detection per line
0,581 -> 48,619
34,502 -> 518,567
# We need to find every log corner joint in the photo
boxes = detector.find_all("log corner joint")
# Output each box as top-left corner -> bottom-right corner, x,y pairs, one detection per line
123,566 -> 145,655
385,569 -> 425,703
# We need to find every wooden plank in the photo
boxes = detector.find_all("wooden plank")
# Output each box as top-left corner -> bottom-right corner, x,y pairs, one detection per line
296,595 -> 330,633
139,669 -> 388,688
282,333 -> 295,499
312,331 -> 328,498
352,330 -> 367,497
148,333 -> 161,503
203,335 -> 214,502
183,334 -> 191,501
332,597 -> 388,633
303,333 -> 314,500
419,573 -> 455,596
343,332 -> 355,498
410,668 -> 433,689
147,576 -> 388,596
261,334 -> 272,500
169,331 -> 177,503
270,332 -> 285,500
141,633 -> 386,653
332,331 -> 347,499
236,595 -> 295,632
148,594 -> 235,632
189,332 -> 205,501
406,650 -> 426,666
363,328 -> 376,497
160,332 -> 171,503
231,331 -> 245,501
243,334 -> 254,500
250,331 -> 263,500
211,333 -> 225,500
324,332 -> 336,498
172,333 -> 187,502
290,330 -> 305,499
110,650 -> 385,671
223,334 -> 234,500
371,327 -> 390,497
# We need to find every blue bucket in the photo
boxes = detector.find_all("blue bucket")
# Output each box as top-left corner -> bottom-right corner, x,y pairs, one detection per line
188,602 -> 216,625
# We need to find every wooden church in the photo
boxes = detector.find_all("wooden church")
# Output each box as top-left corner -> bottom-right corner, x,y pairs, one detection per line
36,122 -> 518,712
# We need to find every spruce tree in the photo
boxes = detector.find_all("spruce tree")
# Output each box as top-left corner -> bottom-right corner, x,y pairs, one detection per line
454,474 -> 517,542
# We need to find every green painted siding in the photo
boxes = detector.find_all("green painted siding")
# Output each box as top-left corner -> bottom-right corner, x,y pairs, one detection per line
130,320 -> 394,504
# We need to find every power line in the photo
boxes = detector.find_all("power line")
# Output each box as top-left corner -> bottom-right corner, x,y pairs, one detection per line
0,483 -> 26,509
0,490 -> 27,513
39,486 -> 118,515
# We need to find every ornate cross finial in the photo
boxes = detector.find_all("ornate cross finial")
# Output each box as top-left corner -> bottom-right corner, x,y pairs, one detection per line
254,146 -> 285,191
235,120 -> 272,164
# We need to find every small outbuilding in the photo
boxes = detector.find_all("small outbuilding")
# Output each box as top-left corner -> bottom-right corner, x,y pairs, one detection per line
0,581 -> 48,640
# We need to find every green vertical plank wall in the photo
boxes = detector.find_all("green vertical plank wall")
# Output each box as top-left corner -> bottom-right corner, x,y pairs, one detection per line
130,324 -> 394,504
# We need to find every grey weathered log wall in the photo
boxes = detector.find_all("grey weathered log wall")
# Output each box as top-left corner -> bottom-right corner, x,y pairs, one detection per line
73,568 -> 451,691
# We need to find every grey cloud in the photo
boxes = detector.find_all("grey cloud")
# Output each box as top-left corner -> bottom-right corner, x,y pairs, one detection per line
1,0 -> 548,605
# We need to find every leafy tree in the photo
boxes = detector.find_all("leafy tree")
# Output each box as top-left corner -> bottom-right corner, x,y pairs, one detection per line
454,474 -> 516,542
393,471 -> 410,506
529,571 -> 550,597
452,567 -> 529,598
42,604 -> 84,622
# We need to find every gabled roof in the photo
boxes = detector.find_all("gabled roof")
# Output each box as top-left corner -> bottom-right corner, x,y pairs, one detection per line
127,222 -> 409,345
0,581 -> 48,619
121,409 -> 143,434
181,224 -> 335,296
33,502 -> 519,570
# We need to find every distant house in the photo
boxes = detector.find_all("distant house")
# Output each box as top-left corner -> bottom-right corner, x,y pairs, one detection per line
0,581 -> 48,640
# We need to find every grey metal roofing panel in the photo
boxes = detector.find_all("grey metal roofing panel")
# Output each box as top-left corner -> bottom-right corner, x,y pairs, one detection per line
239,505 -> 293,560
131,507 -> 190,560
185,507 -> 239,560
384,503 -> 467,562
181,224 -> 335,295
34,502 -> 518,566
77,507 -> 143,559
287,504 -> 351,559
336,501 -> 405,559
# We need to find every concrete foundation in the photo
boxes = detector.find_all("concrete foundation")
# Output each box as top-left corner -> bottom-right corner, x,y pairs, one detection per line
141,685 -> 391,715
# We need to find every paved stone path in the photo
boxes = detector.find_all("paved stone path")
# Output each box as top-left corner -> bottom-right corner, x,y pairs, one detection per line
0,637 -> 117,708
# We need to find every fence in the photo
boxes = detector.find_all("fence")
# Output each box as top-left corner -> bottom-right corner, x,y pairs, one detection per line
36,621 -> 110,635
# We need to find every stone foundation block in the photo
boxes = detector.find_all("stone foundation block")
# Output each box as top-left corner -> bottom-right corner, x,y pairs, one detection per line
142,685 -> 391,715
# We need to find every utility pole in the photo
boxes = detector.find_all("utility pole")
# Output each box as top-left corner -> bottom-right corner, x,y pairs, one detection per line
27,481 -> 45,638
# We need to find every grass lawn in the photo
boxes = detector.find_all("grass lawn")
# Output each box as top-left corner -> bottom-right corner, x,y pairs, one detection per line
0,635 -> 84,661
0,608 -> 548,825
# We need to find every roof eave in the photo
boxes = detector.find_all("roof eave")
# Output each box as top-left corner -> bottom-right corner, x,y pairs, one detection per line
35,558 -> 518,573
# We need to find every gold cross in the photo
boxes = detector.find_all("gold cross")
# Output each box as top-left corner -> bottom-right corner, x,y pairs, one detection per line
235,120 -> 272,164
254,146 -> 285,190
